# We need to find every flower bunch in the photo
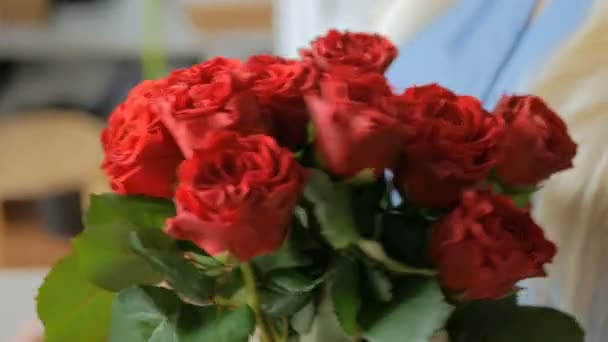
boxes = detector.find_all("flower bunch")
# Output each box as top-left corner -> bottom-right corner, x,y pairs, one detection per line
38,30 -> 582,342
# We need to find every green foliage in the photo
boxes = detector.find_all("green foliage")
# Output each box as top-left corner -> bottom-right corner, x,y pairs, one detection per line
291,301 -> 316,335
269,269 -> 325,293
37,253 -> 115,342
345,169 -> 377,185
447,298 -> 584,342
307,122 -> 316,145
129,231 -> 215,304
303,170 -> 361,249
361,278 -> 453,342
252,223 -> 315,273
331,257 -> 361,336
358,239 -> 436,276
300,289 -> 352,342
86,194 -> 175,229
260,287 -> 313,317
360,261 -> 393,302
109,286 -> 255,342
506,186 -> 538,208
490,177 -> 539,208
74,194 -> 177,291
38,175 -> 583,342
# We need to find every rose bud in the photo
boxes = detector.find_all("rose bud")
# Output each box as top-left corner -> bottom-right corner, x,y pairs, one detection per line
493,95 -> 577,187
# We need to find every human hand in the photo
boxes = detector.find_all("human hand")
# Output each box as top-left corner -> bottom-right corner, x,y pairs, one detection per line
12,319 -> 42,342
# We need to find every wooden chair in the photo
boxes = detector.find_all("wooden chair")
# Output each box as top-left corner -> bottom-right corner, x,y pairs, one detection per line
0,110 -> 108,267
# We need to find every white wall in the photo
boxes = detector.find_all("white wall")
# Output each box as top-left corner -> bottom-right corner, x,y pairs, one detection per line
0,270 -> 46,342
273,0 -> 381,57
272,0 -> 454,58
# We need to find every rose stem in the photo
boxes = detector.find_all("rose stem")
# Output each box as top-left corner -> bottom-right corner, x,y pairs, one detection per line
241,262 -> 275,342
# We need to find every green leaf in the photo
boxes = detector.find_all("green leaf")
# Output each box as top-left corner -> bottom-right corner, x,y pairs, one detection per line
252,228 -> 313,273
491,181 -> 539,209
331,257 -> 361,335
447,300 -> 584,342
260,287 -> 312,317
307,122 -> 316,144
360,261 -> 393,302
361,278 -> 453,342
291,301 -> 316,335
74,194 -> 177,291
270,269 -> 325,293
303,170 -> 360,249
186,251 -> 230,277
501,184 -> 538,208
214,269 -> 246,301
37,253 -> 115,342
510,191 -> 535,208
87,194 -> 175,228
358,239 -> 436,276
187,252 -> 225,268
295,206 -> 309,228
129,231 -> 215,304
110,286 -> 255,342
345,169 -> 377,185
300,288 -> 352,342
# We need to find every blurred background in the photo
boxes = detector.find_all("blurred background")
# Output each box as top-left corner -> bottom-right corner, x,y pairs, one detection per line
1,0 -> 606,340
0,0 -> 404,272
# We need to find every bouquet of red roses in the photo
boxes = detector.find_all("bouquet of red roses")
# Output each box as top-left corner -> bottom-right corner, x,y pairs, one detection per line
37,30 -> 582,342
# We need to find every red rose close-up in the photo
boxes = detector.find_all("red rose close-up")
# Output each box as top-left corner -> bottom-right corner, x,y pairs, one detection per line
101,80 -> 183,198
318,65 -> 392,105
164,131 -> 307,261
245,54 -> 318,101
153,57 -> 269,158
306,67 -> 402,177
167,56 -> 243,84
244,55 -> 318,149
399,82 -> 458,101
300,29 -> 398,73
430,189 -> 557,300
395,84 -> 505,207
493,95 -> 577,186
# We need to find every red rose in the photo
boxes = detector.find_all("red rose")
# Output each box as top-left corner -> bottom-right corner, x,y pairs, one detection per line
245,55 -> 318,100
300,30 -> 398,73
167,56 -> 243,84
400,82 -> 457,101
154,57 -> 269,158
101,80 -> 183,198
493,95 -> 577,186
164,132 -> 307,261
431,189 -> 556,300
395,84 -> 505,207
319,65 -> 392,105
305,68 -> 402,177
244,55 -> 319,149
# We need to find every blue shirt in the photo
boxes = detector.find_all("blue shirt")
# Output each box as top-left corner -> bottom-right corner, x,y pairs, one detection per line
386,0 -> 593,109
